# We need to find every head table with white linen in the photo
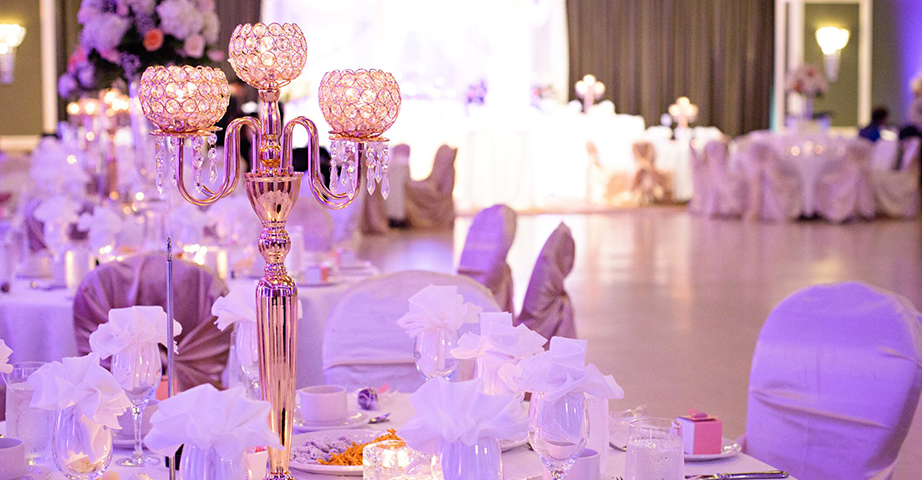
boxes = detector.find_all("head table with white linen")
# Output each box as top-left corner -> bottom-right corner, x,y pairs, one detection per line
7,392 -> 793,480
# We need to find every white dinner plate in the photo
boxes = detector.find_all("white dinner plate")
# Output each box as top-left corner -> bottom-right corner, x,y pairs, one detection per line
289,429 -> 381,476
294,410 -> 371,433
684,438 -> 742,462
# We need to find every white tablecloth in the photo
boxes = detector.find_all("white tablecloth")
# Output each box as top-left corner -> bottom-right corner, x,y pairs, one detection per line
0,265 -> 378,388
31,393 -> 794,480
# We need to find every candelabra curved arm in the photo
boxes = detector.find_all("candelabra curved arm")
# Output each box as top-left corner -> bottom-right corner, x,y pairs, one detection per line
281,116 -> 360,209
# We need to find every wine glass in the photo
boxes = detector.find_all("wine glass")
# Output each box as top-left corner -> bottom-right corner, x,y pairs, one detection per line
233,322 -> 261,400
110,342 -> 162,467
527,391 -> 589,480
413,327 -> 459,380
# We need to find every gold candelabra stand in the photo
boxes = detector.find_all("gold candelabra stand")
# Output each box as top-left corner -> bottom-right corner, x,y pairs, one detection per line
139,22 -> 400,480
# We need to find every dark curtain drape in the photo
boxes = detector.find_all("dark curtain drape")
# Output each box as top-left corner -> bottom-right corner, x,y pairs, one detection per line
567,0 -> 774,137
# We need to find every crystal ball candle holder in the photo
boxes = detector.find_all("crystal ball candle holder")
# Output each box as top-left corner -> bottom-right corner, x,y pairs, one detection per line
228,22 -> 306,90
139,65 -> 230,195
319,69 -> 402,198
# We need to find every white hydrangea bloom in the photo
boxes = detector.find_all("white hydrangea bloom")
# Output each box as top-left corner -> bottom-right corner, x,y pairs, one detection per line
80,12 -> 131,53
156,0 -> 204,41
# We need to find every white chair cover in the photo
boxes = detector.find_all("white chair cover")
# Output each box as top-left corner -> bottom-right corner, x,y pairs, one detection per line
385,144 -> 411,222
287,190 -> 334,252
703,140 -> 747,218
872,139 -> 900,171
644,126 -> 673,143
871,138 -> 920,219
815,139 -> 876,223
322,271 -> 500,392
693,126 -> 724,145
627,141 -> 671,205
688,146 -> 711,216
361,192 -> 390,235
517,222 -> 576,340
746,282 -> 922,480
458,205 -> 517,314
405,145 -> 457,228
744,141 -> 801,222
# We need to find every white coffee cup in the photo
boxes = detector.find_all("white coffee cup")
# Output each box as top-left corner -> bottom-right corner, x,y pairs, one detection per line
298,385 -> 348,424
541,449 -> 600,480
0,438 -> 26,480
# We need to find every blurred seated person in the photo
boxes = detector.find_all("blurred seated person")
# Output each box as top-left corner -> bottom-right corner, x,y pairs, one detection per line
859,107 -> 889,143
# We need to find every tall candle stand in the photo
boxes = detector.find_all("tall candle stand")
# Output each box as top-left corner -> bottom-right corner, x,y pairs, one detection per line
139,22 -> 400,480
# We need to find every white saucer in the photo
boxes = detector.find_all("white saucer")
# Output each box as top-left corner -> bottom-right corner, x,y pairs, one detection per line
293,411 -> 371,432
684,438 -> 742,462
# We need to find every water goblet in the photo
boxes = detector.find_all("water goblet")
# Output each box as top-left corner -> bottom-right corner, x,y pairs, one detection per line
2,362 -> 54,470
527,391 -> 589,480
624,418 -> 684,480
110,342 -> 162,467
413,327 -> 459,381
53,406 -> 114,480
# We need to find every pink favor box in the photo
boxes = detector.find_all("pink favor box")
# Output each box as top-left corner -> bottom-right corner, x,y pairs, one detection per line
676,409 -> 723,455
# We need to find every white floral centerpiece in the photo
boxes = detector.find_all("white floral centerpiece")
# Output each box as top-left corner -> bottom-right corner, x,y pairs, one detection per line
786,64 -> 828,121
59,0 -> 223,97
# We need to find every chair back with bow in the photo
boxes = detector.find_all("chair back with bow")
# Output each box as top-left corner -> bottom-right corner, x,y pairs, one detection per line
458,205 -> 517,314
322,270 -> 500,392
73,253 -> 230,391
406,145 -> 457,228
746,282 -> 922,479
516,222 -> 576,340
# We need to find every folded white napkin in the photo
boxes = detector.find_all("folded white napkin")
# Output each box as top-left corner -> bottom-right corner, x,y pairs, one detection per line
518,337 -> 624,402
76,206 -> 123,251
212,282 -> 304,368
0,339 -> 12,374
89,306 -> 183,359
144,384 -> 281,459
451,312 -> 547,393
27,353 -> 132,428
398,378 -> 528,455
396,285 -> 483,337
33,195 -> 81,227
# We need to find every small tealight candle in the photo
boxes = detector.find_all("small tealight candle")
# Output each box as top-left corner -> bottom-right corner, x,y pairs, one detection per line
363,440 -> 425,480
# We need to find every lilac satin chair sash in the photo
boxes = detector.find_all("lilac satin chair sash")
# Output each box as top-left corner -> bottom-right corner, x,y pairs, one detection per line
405,145 -> 457,228
516,222 -> 576,340
73,253 -> 230,391
458,205 -> 517,314
746,282 -> 922,479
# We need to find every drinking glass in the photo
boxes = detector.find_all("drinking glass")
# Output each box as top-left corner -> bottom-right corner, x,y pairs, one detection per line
439,438 -> 502,480
362,440 -> 427,479
527,391 -> 589,480
52,406 -> 113,480
110,342 -> 162,467
413,327 -> 459,381
180,444 -> 248,480
2,361 -> 54,466
624,418 -> 684,480
233,322 -> 261,400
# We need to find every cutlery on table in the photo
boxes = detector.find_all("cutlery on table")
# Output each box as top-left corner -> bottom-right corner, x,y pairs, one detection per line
685,471 -> 789,479
368,413 -> 391,424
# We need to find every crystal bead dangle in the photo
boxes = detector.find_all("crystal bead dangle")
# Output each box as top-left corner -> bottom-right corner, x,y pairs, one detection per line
208,133 -> 218,185
365,147 -> 377,195
169,137 -> 179,187
191,135 -> 205,194
379,145 -> 390,199
155,137 -> 165,194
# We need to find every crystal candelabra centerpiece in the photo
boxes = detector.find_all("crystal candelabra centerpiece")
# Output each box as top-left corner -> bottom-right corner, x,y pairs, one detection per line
575,74 -> 605,113
668,96 -> 698,129
139,21 -> 401,480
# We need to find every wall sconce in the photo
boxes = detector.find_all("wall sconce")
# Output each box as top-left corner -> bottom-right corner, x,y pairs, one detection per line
0,24 -> 26,85
815,26 -> 849,82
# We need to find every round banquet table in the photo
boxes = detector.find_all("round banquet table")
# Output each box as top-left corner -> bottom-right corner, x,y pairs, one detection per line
0,264 -> 379,388
19,393 -> 794,480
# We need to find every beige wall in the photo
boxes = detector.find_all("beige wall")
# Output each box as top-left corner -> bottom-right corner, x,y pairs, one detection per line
0,0 -> 45,137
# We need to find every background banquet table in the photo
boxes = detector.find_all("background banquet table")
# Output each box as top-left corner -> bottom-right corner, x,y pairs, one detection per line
23,393 -> 795,480
0,263 -> 379,388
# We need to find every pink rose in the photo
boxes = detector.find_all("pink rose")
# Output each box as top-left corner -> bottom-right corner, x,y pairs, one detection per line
143,28 -> 164,52
183,34 -> 205,58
